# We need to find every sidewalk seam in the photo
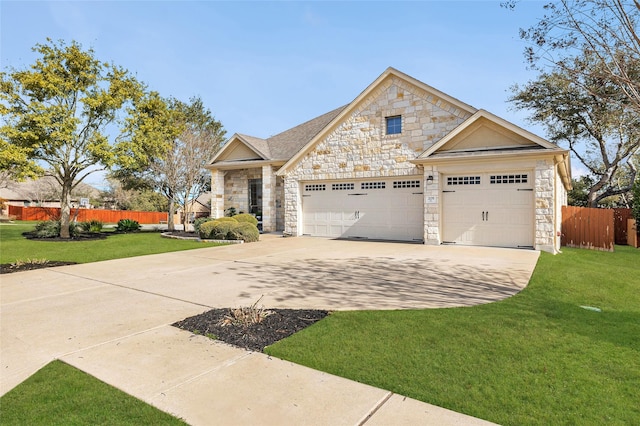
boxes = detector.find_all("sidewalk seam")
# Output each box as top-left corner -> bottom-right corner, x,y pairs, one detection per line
357,391 -> 393,425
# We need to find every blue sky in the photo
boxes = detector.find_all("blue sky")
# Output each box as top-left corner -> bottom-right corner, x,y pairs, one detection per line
1,1 -> 564,188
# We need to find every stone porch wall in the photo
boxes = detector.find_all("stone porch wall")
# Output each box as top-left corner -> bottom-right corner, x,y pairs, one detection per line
535,159 -> 556,252
284,76 -> 471,236
224,168 -> 262,215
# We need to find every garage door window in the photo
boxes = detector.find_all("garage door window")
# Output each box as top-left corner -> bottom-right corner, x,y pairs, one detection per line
361,181 -> 386,189
393,180 -> 421,188
305,184 -> 326,191
447,176 -> 480,185
332,183 -> 354,190
490,174 -> 528,184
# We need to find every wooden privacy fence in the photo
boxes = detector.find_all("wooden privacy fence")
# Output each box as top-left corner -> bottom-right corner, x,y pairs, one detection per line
8,205 -> 167,224
561,206 -> 614,251
613,208 -> 633,245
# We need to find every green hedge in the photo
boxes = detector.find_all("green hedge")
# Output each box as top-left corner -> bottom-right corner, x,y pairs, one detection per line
199,218 -> 259,242
232,213 -> 258,226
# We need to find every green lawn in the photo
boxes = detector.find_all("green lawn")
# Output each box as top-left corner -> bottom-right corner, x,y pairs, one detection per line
0,360 -> 186,425
266,246 -> 640,425
0,221 -> 219,265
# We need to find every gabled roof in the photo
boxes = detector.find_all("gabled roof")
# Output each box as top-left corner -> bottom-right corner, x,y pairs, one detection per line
276,67 -> 478,175
209,105 -> 347,167
417,109 -> 561,159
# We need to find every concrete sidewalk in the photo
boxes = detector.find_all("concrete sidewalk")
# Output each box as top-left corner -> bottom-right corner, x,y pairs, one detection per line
1,236 -> 536,424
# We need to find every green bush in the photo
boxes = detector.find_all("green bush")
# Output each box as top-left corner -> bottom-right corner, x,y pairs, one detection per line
115,219 -> 141,233
229,222 -> 260,242
33,220 -> 80,238
199,219 -> 236,240
214,217 -> 238,223
193,217 -> 215,234
34,220 -> 60,238
232,213 -> 258,226
79,220 -> 103,233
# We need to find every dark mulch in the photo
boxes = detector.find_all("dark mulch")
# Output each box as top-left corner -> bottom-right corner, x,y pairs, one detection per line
22,231 -> 110,242
0,261 -> 78,274
163,231 -> 198,238
172,308 -> 329,352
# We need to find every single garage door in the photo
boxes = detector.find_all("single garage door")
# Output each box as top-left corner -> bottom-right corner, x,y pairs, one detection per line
302,178 -> 424,241
442,172 -> 534,248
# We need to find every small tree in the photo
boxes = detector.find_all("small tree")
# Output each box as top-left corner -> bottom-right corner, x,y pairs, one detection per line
114,96 -> 225,231
0,39 -> 160,238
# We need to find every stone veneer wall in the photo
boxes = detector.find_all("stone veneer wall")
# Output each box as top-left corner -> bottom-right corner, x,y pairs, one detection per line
283,76 -> 472,236
276,176 -> 284,231
224,168 -> 262,215
423,166 -> 440,244
535,159 -> 556,252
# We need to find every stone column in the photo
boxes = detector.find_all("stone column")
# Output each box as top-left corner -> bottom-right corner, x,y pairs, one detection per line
423,166 -> 440,245
262,165 -> 277,232
210,169 -> 225,219
283,176 -> 299,236
535,160 -> 555,253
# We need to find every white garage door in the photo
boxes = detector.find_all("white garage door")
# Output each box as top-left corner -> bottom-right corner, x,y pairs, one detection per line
442,172 -> 534,248
302,178 -> 424,241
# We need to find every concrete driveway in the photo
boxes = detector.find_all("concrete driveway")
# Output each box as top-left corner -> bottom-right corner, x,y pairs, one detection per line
0,235 -> 538,424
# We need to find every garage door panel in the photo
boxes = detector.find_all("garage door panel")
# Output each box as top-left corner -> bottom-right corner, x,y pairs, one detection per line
302,178 -> 424,241
442,172 -> 533,248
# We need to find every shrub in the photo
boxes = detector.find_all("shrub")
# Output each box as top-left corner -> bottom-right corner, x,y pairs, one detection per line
79,220 -> 103,233
193,217 -> 215,234
214,217 -> 238,223
115,218 -> 141,233
199,219 -> 236,240
229,222 -> 260,242
33,220 -> 79,238
225,206 -> 237,217
232,213 -> 258,226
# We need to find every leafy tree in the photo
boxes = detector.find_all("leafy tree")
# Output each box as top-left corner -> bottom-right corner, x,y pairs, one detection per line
114,96 -> 225,231
510,51 -> 639,207
568,175 -> 593,206
0,39 -> 157,238
632,177 -> 640,222
513,0 -> 640,114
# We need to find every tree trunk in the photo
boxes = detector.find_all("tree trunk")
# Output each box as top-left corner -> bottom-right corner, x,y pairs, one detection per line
59,181 -> 72,239
168,197 -> 176,231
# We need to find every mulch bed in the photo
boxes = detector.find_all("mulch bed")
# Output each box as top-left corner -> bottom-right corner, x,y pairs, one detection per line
172,308 -> 329,352
0,261 -> 78,274
22,231 -> 110,242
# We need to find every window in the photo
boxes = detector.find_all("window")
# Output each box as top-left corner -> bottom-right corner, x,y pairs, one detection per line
332,183 -> 354,190
393,180 -> 420,188
361,181 -> 386,189
490,174 -> 528,184
305,184 -> 326,191
386,115 -> 402,135
447,176 -> 481,185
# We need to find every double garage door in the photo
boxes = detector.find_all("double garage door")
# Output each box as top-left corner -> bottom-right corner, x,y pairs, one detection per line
301,177 -> 424,241
441,172 -> 534,248
301,171 -> 534,248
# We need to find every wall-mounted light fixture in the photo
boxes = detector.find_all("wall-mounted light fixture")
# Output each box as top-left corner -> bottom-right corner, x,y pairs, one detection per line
426,175 -> 434,183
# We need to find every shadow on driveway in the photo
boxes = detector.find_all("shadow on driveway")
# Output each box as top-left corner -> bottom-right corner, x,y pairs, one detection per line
230,256 -> 531,310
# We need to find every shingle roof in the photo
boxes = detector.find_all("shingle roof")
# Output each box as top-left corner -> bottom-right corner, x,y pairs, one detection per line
264,105 -> 348,160
235,134 -> 272,159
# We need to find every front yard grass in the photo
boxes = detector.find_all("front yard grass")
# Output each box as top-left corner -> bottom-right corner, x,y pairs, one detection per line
0,221 -> 218,265
266,246 -> 640,425
0,360 -> 185,425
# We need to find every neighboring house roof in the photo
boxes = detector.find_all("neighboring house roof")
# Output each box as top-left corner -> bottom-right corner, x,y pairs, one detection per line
0,177 -> 99,202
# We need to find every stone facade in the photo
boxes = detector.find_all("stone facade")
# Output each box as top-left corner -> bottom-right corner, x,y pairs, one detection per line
283,76 -> 471,236
423,165 -> 440,245
223,168 -> 262,215
535,159 -> 556,252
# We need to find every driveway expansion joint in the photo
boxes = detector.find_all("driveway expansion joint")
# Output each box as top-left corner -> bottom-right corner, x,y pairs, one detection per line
357,391 -> 393,425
